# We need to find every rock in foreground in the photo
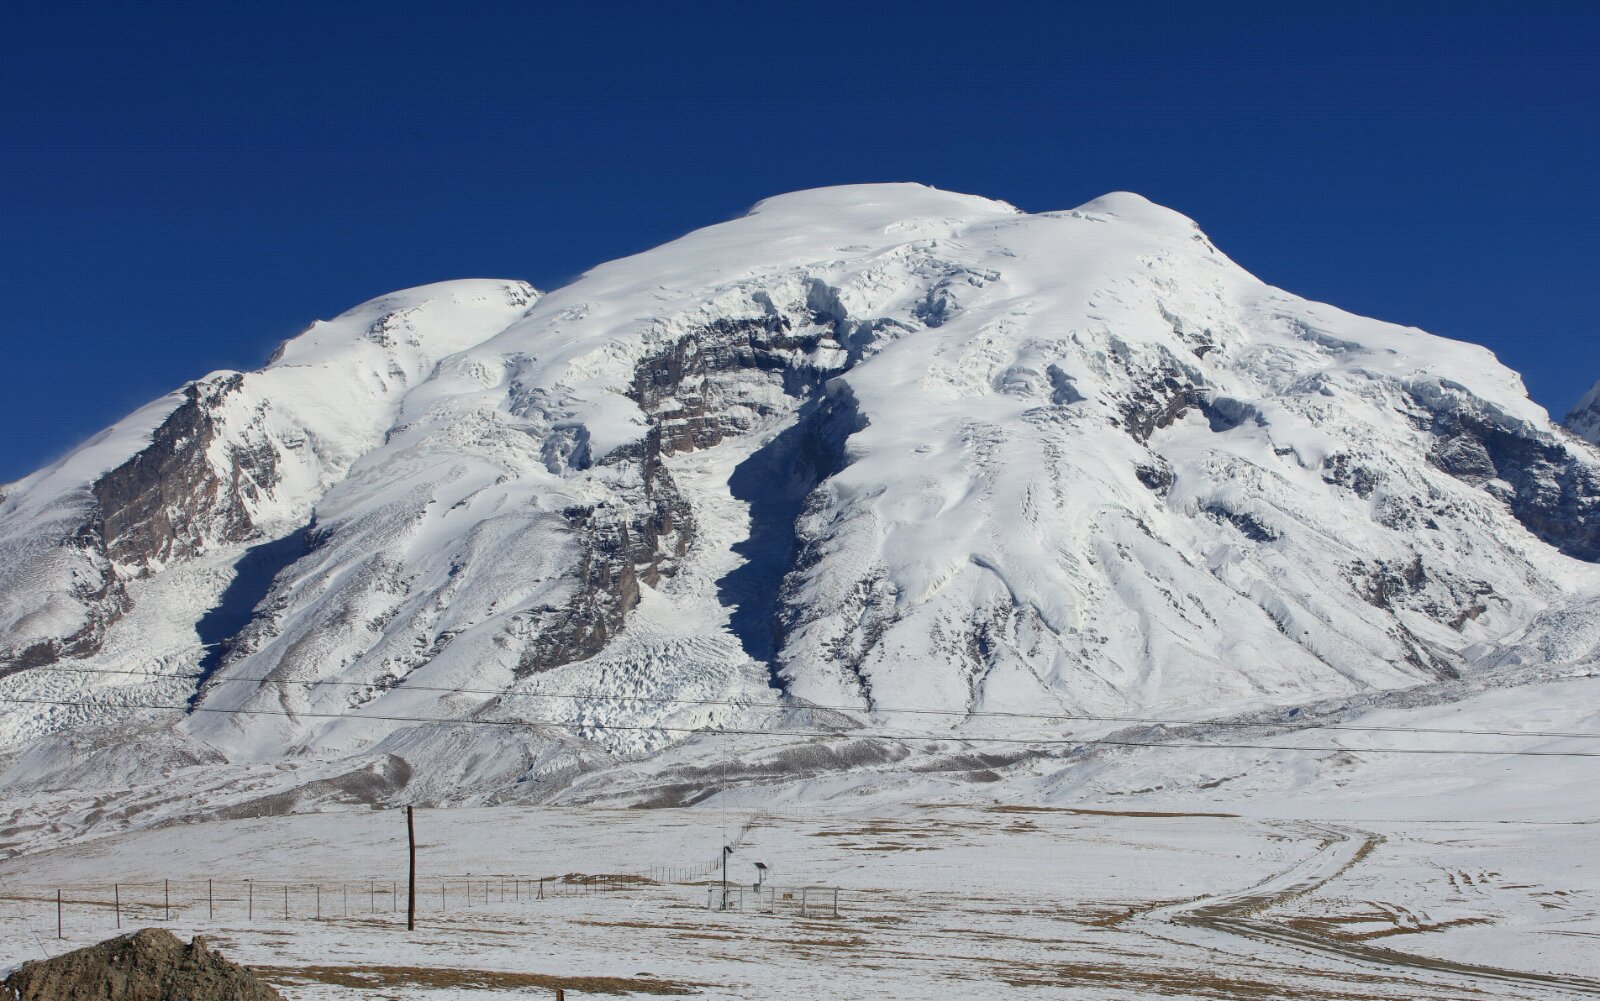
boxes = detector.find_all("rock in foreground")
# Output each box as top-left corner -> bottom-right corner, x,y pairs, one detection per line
1,927 -> 284,1001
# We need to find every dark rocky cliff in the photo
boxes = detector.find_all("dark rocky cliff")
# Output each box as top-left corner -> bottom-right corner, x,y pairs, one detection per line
516,299 -> 860,675
93,375 -> 278,572
0,375 -> 280,675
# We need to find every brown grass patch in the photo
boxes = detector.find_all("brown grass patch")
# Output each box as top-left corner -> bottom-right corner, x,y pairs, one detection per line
259,963 -> 700,995
786,936 -> 870,948
1284,914 -> 1494,942
985,805 -> 1238,818
996,960 -> 1422,999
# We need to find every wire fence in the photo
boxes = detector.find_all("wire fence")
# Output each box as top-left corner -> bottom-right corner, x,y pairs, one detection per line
712,884 -> 840,916
3,873 -> 655,938
3,869 -> 849,943
1,810 -> 845,945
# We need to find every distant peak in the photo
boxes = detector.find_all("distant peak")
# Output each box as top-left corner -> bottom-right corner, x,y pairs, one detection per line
1067,191 -> 1204,233
1565,378 -> 1600,444
744,183 -> 1020,221
1076,190 -> 1157,212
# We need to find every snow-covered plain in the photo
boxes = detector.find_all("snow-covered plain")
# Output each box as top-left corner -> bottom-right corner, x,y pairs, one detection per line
4,798 -> 1598,999
3,672 -> 1598,997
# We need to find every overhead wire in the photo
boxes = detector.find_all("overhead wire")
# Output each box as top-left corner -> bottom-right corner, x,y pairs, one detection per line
14,663 -> 1600,741
4,695 -> 1600,758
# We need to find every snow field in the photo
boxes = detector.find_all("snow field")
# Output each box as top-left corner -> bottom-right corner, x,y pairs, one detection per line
3,805 -> 1597,999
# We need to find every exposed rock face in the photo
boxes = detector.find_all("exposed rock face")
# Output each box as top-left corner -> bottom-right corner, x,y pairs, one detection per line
520,301 -> 857,674
93,375 -> 276,572
1413,389 -> 1600,561
514,478 -> 685,675
1566,378 -> 1600,444
1,928 -> 284,1001
2,521 -> 129,673
0,376 -> 276,676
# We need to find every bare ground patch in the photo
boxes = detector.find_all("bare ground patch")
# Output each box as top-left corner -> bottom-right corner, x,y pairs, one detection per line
258,963 -> 702,995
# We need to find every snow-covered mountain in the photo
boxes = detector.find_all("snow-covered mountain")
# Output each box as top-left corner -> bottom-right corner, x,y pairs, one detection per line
4,184 -> 1600,814
1566,379 -> 1600,444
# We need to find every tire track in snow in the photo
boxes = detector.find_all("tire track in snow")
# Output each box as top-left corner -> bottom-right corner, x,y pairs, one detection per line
1135,821 -> 1600,998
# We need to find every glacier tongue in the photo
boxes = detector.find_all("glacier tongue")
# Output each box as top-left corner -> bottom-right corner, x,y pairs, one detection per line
3,183 -> 1600,811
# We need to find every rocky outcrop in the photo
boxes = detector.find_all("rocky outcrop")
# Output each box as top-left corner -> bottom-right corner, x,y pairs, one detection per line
0,376 -> 276,676
631,312 -> 849,455
92,375 -> 276,572
1,520 -> 129,674
1,928 -> 284,1001
517,302 -> 858,675
515,464 -> 691,675
1565,379 -> 1600,444
1415,392 -> 1600,561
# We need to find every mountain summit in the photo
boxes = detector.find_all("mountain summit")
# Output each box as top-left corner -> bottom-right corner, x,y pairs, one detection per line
4,184 -> 1600,803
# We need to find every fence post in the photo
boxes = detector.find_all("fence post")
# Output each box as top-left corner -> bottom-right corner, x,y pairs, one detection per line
801,887 -> 807,917
208,879 -> 214,921
115,883 -> 121,929
56,889 -> 62,939
248,881 -> 253,920
316,885 -> 321,920
833,888 -> 838,917
284,885 -> 289,920
164,880 -> 170,922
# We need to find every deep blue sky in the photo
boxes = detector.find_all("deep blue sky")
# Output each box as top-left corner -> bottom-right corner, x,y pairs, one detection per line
3,1 -> 1597,482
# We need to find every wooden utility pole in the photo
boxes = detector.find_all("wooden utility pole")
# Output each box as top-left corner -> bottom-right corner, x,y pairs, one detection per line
406,805 -> 417,931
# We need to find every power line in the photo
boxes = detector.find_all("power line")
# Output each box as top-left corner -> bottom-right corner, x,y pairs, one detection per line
5,695 -> 1600,758
15,664 -> 1600,741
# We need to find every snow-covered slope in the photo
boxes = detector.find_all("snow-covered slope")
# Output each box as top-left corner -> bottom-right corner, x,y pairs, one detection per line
3,184 -> 1600,813
0,280 -> 537,674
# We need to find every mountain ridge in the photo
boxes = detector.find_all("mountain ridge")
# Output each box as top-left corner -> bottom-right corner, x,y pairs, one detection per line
3,183 -> 1599,812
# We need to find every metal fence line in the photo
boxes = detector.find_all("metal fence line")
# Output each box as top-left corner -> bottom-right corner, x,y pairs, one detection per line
5,869 -> 848,943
